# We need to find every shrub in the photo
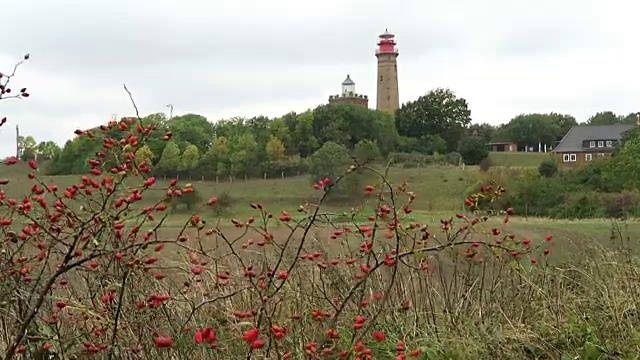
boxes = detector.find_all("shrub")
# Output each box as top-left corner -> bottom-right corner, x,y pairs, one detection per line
209,190 -> 236,216
538,159 -> 558,177
457,136 -> 489,165
478,157 -> 493,172
168,184 -> 203,212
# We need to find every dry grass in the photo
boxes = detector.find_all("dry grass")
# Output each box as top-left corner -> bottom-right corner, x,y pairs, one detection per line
2,162 -> 640,359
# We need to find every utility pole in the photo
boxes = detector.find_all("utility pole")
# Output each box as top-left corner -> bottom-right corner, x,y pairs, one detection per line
15,125 -> 20,159
166,104 -> 174,120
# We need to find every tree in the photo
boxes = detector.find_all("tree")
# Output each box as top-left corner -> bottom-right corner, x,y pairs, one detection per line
353,139 -> 380,164
180,143 -> 200,173
157,141 -> 181,174
229,133 -> 258,177
607,130 -> 640,189
395,88 -> 472,152
458,137 -> 489,165
135,145 -> 154,166
18,135 -> 37,160
307,141 -> 350,186
167,114 -> 215,153
621,112 -> 640,125
548,113 -> 577,140
268,118 -> 294,154
587,111 -> 623,125
35,141 -> 62,160
538,159 -> 558,178
265,136 -> 286,162
293,111 -> 320,157
467,123 -> 496,144
503,114 -> 561,150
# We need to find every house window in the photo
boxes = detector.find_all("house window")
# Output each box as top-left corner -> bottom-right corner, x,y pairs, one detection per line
606,140 -> 613,147
589,141 -> 595,148
563,154 -> 570,162
597,153 -> 605,157
598,141 -> 604,147
570,154 -> 577,162
585,153 -> 592,161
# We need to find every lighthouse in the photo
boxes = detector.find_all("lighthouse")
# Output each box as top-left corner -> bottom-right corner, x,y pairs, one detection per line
375,29 -> 399,112
328,74 -> 369,108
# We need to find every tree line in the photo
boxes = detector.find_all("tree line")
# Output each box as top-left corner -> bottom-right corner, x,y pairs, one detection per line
14,87 -> 635,177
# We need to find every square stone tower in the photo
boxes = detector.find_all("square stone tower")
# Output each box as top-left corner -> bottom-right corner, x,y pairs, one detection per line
328,74 -> 369,108
375,29 -> 399,112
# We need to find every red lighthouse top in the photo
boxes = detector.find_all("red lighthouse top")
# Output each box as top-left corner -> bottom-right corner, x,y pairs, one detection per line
376,29 -> 398,55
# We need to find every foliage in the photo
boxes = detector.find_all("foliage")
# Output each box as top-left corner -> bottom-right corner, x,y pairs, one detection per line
353,139 -> 380,164
457,136 -> 489,165
395,87 -> 472,152
587,111 -> 623,125
478,157 -> 493,172
157,140 -> 181,174
607,129 -> 640,190
538,159 -> 558,178
503,113 -> 561,148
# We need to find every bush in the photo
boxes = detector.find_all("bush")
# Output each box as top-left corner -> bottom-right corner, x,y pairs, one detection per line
457,136 -> 489,165
478,157 -> 493,172
209,190 -> 237,216
168,184 -> 203,212
538,159 -> 558,177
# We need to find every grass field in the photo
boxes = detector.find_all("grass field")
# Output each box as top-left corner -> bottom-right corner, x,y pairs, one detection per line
488,151 -> 553,167
3,156 -> 640,359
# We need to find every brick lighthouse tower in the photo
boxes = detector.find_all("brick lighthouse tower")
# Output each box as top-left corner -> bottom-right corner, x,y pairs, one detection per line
375,29 -> 399,112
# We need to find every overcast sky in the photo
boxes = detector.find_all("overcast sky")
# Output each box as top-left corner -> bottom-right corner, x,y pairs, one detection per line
0,0 -> 638,156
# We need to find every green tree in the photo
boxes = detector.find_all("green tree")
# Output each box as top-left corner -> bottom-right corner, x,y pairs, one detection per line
229,134 -> 258,177
35,141 -> 61,160
395,88 -> 472,152
587,111 -> 623,125
621,112 -> 640,124
353,139 -> 380,164
167,114 -> 215,153
18,135 -> 37,161
538,159 -> 558,178
157,141 -> 181,174
269,118 -> 294,154
467,123 -> 496,144
608,130 -> 640,189
548,113 -> 577,140
266,136 -> 286,162
180,143 -> 200,172
457,137 -> 489,165
293,111 -> 320,157
199,136 -> 231,177
307,141 -> 350,186
503,113 -> 561,150
135,145 -> 154,166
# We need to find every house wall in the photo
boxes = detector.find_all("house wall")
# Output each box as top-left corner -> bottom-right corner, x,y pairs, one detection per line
491,143 -> 518,152
556,151 -> 610,167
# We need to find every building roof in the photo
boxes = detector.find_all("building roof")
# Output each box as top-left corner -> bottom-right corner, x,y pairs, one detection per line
554,124 -> 636,153
341,75 -> 355,86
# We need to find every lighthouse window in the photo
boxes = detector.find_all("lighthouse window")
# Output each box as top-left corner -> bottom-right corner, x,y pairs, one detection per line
379,75 -> 383,82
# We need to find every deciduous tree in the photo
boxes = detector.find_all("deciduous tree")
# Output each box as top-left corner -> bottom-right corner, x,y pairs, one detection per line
395,88 -> 472,152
